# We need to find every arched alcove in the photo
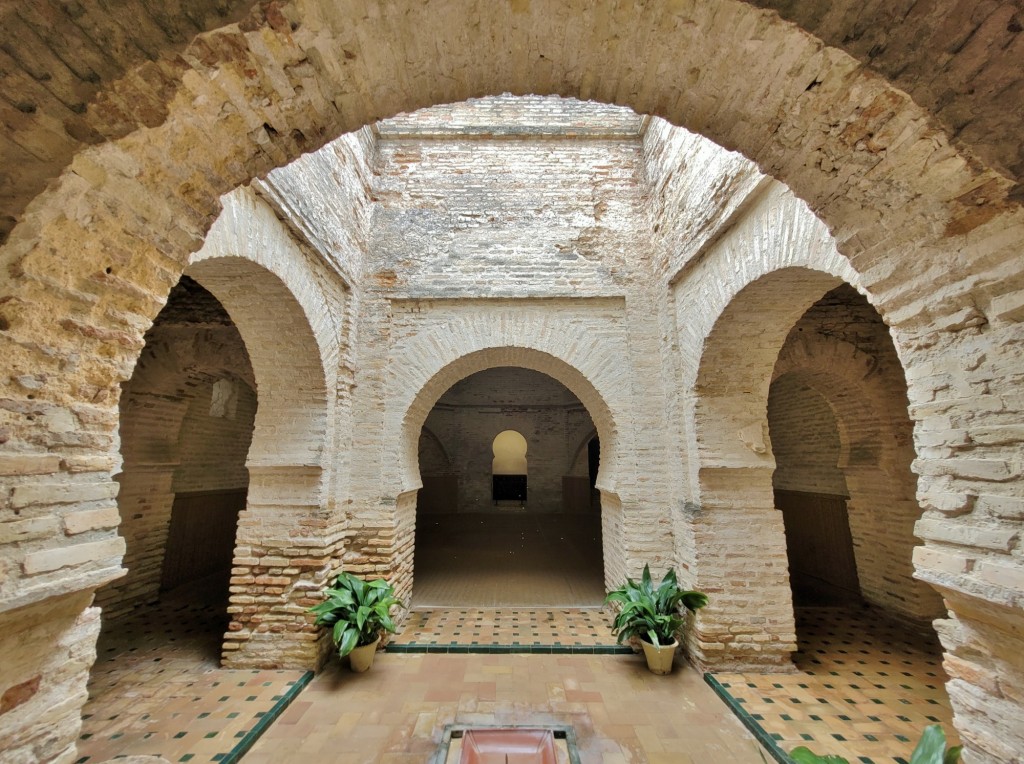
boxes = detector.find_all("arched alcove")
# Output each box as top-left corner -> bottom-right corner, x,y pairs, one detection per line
770,286 -> 946,625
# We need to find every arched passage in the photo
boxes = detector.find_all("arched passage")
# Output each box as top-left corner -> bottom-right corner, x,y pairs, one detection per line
101,277 -> 256,620
381,346 -> 623,607
770,286 -> 946,624
183,247 -> 340,669
688,266 -> 849,670
400,348 -> 619,496
412,367 -> 606,608
180,254 -> 335,668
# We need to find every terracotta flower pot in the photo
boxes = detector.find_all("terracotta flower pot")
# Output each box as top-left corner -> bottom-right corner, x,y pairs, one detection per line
348,635 -> 381,673
640,638 -> 678,675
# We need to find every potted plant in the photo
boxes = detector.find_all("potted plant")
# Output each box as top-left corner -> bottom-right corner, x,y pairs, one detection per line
307,571 -> 403,672
605,564 -> 708,675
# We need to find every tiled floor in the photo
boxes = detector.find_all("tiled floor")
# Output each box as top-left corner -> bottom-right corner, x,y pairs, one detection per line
77,589 -> 308,764
413,513 -> 605,607
245,652 -> 769,764
77,585 -> 958,764
391,607 -> 626,652
711,606 -> 958,764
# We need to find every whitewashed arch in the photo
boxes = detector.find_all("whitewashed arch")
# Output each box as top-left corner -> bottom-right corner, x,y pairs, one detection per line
389,309 -> 628,497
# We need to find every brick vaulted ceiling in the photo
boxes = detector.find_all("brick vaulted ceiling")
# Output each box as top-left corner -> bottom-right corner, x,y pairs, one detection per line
0,0 -> 1022,246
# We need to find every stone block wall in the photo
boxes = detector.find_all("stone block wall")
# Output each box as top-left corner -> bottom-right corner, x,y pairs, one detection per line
171,380 -> 256,495
0,591 -> 98,764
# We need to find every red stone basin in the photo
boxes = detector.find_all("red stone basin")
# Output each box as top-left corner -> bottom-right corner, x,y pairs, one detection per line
459,728 -> 559,764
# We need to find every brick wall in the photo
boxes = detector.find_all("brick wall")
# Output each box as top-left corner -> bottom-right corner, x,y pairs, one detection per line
172,379 -> 256,494
768,375 -> 848,496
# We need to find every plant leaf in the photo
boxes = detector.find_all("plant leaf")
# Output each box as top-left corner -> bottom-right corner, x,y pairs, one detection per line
355,605 -> 370,632
680,591 -> 709,612
790,747 -> 850,764
337,626 -> 359,657
943,745 -> 962,764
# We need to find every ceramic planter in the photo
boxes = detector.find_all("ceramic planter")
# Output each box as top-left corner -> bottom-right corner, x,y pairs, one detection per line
640,638 -> 678,675
348,635 -> 381,672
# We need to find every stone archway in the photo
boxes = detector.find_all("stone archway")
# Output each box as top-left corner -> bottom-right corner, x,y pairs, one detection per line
687,266 -> 848,670
411,367 -> 607,608
0,4 -> 1021,760
348,336 -> 628,609
179,189 -> 348,669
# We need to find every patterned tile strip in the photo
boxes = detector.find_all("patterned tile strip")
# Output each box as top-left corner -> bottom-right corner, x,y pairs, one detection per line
388,607 -> 632,653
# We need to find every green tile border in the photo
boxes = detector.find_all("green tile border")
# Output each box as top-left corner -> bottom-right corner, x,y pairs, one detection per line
704,673 -> 795,764
387,643 -> 632,655
216,671 -> 313,764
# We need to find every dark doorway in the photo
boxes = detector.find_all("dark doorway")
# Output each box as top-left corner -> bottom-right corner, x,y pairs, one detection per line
776,489 -> 861,605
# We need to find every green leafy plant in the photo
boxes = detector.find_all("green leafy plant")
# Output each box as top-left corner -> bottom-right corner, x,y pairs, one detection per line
790,724 -> 961,764
604,564 -> 709,646
307,571 -> 403,658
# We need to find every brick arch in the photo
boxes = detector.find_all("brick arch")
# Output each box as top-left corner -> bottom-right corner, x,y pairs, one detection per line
1,1 -> 1013,617
687,265 -> 848,671
1,1 -> 1014,441
186,257 -> 327,474
399,347 -> 619,497
389,344 -> 624,602
672,189 -> 862,672
677,189 -> 860,493
771,338 -> 945,622
189,188 -> 344,400
185,230 -> 341,667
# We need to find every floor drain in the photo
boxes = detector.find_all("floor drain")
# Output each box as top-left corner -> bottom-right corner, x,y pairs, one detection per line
433,724 -> 581,764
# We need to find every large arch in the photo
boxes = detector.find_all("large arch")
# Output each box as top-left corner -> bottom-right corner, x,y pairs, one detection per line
181,189 -> 348,669
0,4 -> 1021,761
342,318 -> 632,610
